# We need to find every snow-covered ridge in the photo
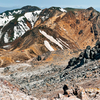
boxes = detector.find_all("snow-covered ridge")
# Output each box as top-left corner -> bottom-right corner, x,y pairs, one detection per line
60,8 -> 67,12
39,30 -> 63,50
0,9 -> 40,27
11,12 -> 39,41
0,15 -> 14,26
1,10 -> 41,43
12,10 -> 22,14
0,10 -> 22,27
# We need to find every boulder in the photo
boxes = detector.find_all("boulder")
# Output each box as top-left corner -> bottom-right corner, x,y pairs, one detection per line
63,84 -> 69,95
68,57 -> 79,66
84,46 -> 91,59
79,52 -> 84,60
90,49 -> 95,59
37,55 -> 41,61
4,67 -> 10,73
92,47 -> 98,55
95,40 -> 100,47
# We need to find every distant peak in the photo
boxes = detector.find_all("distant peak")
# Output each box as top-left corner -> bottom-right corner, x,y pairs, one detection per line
21,5 -> 41,10
87,7 -> 94,10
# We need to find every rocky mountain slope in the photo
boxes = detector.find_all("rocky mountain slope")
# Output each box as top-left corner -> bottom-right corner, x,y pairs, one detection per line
0,6 -> 100,67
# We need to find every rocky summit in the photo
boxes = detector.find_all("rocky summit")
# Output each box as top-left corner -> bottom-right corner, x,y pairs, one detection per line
1,6 -> 100,100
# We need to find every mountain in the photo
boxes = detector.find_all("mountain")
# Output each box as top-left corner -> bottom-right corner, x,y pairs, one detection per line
11,7 -> 100,51
0,6 -> 100,67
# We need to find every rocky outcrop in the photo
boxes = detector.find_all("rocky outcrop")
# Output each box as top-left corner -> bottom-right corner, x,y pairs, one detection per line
67,41 -> 100,68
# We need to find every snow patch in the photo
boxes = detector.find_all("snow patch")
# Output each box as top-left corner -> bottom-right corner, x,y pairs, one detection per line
59,38 -> 69,46
62,27 -> 68,33
0,31 -> 2,39
0,10 -> 22,27
17,16 -> 25,21
13,15 -> 30,41
44,40 -> 54,51
12,10 -> 22,14
16,60 -> 20,63
24,12 -> 33,21
60,27 -> 68,33
60,8 -> 67,12
57,38 -> 69,49
41,14 -> 49,21
4,33 -> 9,43
3,45 -> 11,49
8,12 -> 12,16
18,21 -> 30,31
34,10 -> 42,15
13,26 -> 21,40
13,24 -> 28,41
0,15 -> 14,26
24,12 -> 38,28
39,30 -> 63,49
41,16 -> 45,21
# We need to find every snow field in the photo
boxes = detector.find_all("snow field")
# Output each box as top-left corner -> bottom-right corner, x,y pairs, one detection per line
39,30 -> 63,50
1,11 -> 40,43
44,40 -> 54,51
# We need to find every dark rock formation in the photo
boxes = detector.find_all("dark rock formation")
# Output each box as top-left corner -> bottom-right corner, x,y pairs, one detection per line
37,55 -> 41,61
63,84 -> 68,95
66,41 -> 100,69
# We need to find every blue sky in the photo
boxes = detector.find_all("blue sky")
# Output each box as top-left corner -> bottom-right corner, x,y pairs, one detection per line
0,0 -> 100,12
